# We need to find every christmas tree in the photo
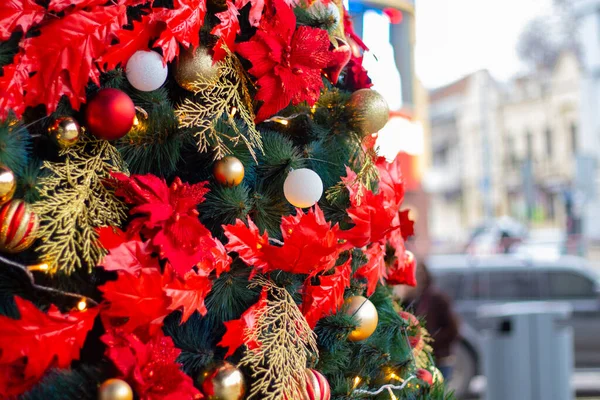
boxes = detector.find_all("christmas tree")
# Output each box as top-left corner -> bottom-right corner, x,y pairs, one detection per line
0,0 -> 452,399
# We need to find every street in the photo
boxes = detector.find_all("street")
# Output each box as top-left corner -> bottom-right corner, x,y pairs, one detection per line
464,371 -> 600,399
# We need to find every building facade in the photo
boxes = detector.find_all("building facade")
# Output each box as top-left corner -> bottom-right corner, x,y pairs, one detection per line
426,52 -> 581,246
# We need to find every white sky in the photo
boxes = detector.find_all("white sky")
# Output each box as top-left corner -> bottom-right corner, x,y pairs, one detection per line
415,0 -> 554,88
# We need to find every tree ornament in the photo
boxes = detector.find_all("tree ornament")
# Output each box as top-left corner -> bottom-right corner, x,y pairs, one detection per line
0,165 -> 16,206
0,199 -> 39,253
283,168 -> 323,208
198,361 -> 246,400
48,117 -> 81,148
345,89 -> 390,135
344,295 -> 378,342
175,46 -> 218,90
85,88 -> 136,141
98,378 -> 134,400
302,369 -> 331,400
126,50 -> 168,92
416,368 -> 433,386
213,156 -> 245,187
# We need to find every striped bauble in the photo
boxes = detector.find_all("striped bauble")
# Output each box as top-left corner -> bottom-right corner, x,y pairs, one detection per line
302,369 -> 330,400
0,200 -> 39,253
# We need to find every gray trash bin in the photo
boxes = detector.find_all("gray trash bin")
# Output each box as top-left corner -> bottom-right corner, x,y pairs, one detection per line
477,302 -> 574,400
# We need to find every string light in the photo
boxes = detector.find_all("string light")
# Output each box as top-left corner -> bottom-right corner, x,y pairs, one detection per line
28,263 -> 50,272
77,299 -> 87,311
352,376 -> 362,389
230,106 -> 238,117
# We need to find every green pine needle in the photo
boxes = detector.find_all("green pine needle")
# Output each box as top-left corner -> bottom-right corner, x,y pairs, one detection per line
0,116 -> 31,176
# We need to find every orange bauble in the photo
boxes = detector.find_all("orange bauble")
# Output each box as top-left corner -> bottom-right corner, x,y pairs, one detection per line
0,200 -> 39,253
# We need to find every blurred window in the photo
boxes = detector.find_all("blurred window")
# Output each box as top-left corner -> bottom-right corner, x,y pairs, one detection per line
526,131 -> 534,160
435,272 -> 463,299
547,271 -> 596,299
570,123 -> 577,154
545,127 -> 552,157
469,270 -> 540,300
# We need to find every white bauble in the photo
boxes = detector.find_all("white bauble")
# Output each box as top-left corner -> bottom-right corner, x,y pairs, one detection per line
126,50 -> 168,92
283,168 -> 323,208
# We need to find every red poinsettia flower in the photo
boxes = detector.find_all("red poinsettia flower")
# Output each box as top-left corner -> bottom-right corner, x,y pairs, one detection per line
111,173 -> 230,277
387,249 -> 417,286
102,330 -> 201,400
237,0 -> 332,122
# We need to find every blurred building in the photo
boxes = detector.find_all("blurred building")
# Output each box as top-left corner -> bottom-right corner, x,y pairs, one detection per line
573,0 -> 600,242
425,52 -> 581,246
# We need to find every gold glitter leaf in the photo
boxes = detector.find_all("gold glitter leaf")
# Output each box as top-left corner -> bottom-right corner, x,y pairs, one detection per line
240,278 -> 318,400
33,135 -> 127,274
175,53 -> 263,161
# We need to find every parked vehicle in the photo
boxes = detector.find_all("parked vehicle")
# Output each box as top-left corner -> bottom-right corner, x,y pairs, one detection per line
427,254 -> 600,398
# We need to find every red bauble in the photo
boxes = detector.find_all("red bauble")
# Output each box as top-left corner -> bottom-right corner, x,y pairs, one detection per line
85,88 -> 135,141
302,369 -> 330,400
0,200 -> 39,253
416,368 -> 433,385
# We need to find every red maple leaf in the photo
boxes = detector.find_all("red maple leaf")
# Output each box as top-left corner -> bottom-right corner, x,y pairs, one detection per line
237,0 -> 331,121
103,330 -> 201,400
0,0 -> 46,41
354,243 -> 386,296
399,209 -> 415,241
376,155 -> 405,209
97,226 -> 141,251
211,1 -> 240,62
152,0 -> 206,62
223,218 -> 269,272
302,258 -> 352,328
112,173 -> 217,277
99,269 -> 171,339
164,267 -> 213,322
98,15 -> 162,72
0,52 -> 29,119
48,0 -> 110,12
387,250 -> 417,287
236,0 -> 264,27
19,4 -> 127,113
263,206 -> 345,276
340,189 -> 399,248
218,289 -> 267,357
99,239 -> 160,275
0,297 -> 98,396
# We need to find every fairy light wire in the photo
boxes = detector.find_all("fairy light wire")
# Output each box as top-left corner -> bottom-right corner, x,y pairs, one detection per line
352,375 -> 416,397
0,254 -> 98,308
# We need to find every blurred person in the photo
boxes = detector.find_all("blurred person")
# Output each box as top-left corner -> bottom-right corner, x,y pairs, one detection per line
395,261 -> 459,380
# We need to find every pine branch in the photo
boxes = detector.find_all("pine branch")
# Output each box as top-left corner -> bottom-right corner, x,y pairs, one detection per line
240,278 -> 318,400
175,54 -> 263,161
33,135 -> 127,274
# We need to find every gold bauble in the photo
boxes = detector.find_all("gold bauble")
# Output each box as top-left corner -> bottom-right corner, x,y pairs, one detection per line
175,46 -> 219,90
98,378 -> 133,400
344,295 -> 378,342
198,361 -> 246,400
213,156 -> 245,187
0,165 -> 16,206
48,117 -> 81,148
346,89 -> 390,136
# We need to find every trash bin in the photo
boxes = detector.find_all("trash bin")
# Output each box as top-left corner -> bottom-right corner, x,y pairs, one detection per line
477,301 -> 574,400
